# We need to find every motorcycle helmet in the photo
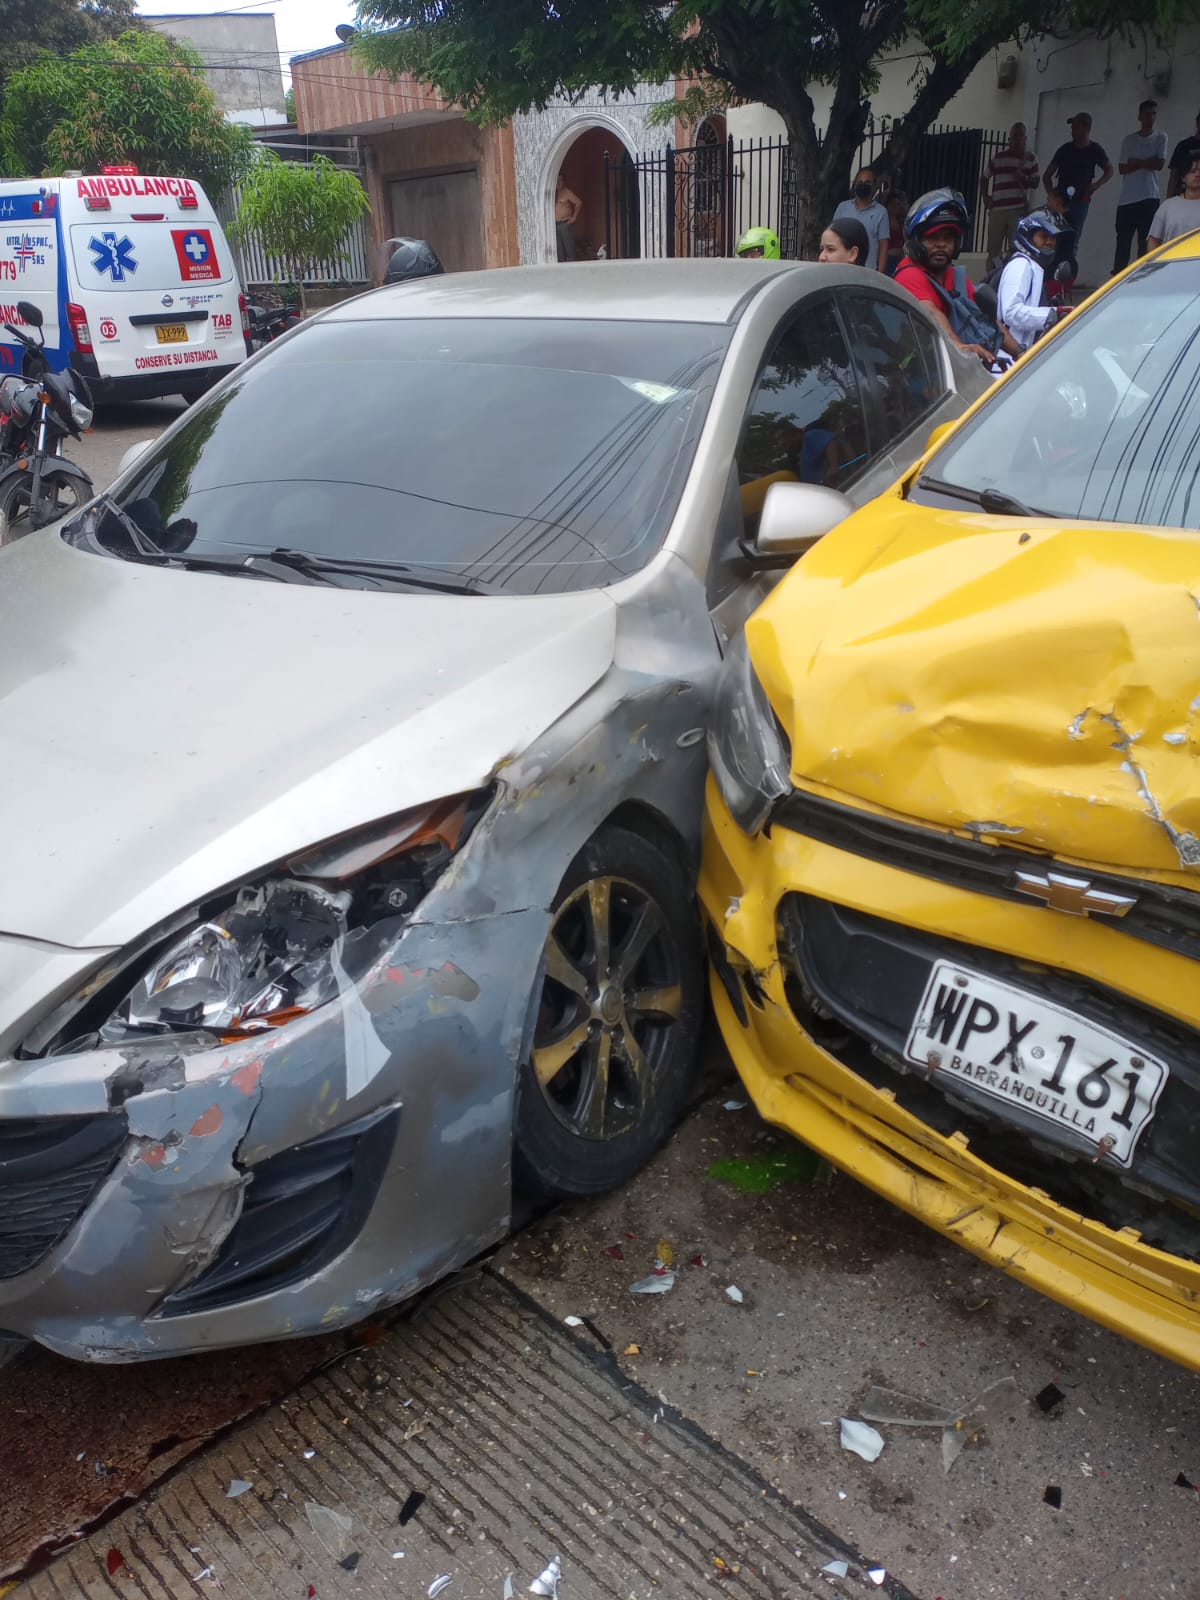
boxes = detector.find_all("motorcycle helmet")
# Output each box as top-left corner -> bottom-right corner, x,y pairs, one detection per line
383,237 -> 445,284
1013,208 -> 1071,273
903,188 -> 971,265
735,226 -> 781,260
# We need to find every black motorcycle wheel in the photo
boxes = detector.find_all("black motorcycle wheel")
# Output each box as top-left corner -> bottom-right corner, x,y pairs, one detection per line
0,467 -> 89,546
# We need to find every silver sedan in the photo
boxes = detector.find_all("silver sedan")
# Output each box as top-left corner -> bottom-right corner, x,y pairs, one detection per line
0,260 -> 987,1359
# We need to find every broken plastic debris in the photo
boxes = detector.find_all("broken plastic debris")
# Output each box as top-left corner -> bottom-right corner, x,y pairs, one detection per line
1174,1472 -> 1197,1490
690,1254 -> 706,1267
106,1549 -> 125,1577
821,1559 -> 849,1578
303,1448 -> 317,1459
602,1243 -> 625,1260
859,1385 -> 958,1428
839,1418 -> 884,1462
398,1490 -> 425,1526
722,1099 -> 748,1110
563,1315 -> 584,1327
529,1556 -> 562,1596
226,1478 -> 253,1498
503,1578 -> 515,1600
725,1285 -> 744,1303
194,1566 -> 215,1582
339,1553 -> 361,1573
1035,1381 -> 1065,1413
867,1569 -> 887,1586
623,1343 -> 641,1356
1044,1485 -> 1062,1508
630,1271 -> 676,1294
305,1501 -> 353,1559
655,1238 -> 674,1268
428,1578 -> 453,1599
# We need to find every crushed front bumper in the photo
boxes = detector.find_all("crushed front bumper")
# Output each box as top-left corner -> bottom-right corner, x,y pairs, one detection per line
0,908 -> 543,1362
699,777 -> 1200,1372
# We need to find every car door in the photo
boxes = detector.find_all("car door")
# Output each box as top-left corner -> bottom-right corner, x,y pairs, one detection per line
708,291 -> 874,644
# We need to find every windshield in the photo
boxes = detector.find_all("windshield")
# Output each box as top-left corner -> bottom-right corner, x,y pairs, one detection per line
71,315 -> 729,595
915,258 -> 1200,529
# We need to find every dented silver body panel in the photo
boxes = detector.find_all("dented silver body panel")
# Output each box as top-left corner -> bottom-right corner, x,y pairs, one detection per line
0,262 -> 984,1359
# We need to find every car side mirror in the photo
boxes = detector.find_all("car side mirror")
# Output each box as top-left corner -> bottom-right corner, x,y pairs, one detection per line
16,300 -> 43,329
739,482 -> 853,569
926,420 -> 955,453
118,440 -> 154,475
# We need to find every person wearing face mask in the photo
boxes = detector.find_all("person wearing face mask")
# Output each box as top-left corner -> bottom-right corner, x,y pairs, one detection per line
818,217 -> 871,265
832,168 -> 890,270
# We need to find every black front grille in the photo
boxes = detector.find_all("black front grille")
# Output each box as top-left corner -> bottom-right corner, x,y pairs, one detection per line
779,894 -> 1200,1252
773,789 -> 1200,963
161,1105 -> 399,1316
0,1115 -> 127,1278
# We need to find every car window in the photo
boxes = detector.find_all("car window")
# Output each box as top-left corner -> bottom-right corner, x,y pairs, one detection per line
735,301 -> 871,536
842,289 -> 947,443
73,316 -> 730,596
914,258 -> 1200,530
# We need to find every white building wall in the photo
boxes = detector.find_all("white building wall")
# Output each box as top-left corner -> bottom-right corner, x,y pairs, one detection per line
512,89 -> 672,264
146,13 -> 288,122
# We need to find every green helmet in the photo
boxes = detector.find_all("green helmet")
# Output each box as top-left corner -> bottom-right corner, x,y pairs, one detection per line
735,226 -> 781,260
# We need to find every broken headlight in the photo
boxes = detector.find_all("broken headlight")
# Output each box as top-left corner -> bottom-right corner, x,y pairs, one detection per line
707,631 -> 791,835
28,792 -> 489,1056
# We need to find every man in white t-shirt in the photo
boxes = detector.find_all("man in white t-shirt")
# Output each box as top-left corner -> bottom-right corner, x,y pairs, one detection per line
1148,151 -> 1200,247
996,209 -> 1073,352
1113,99 -> 1168,273
832,168 -> 890,271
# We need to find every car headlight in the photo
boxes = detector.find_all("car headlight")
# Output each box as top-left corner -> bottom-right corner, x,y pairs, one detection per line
707,631 -> 791,835
26,791 -> 490,1057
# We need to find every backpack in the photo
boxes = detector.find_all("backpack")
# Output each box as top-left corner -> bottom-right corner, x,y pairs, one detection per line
920,262 -> 1002,353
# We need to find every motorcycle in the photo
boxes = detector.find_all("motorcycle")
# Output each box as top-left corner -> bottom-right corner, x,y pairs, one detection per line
245,301 -> 302,353
0,300 -> 95,546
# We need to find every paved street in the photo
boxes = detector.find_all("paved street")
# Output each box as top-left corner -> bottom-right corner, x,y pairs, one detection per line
1,401 -> 1196,1600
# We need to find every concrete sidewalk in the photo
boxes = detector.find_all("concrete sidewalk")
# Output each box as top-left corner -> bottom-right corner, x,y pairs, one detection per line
14,1272 -> 904,1600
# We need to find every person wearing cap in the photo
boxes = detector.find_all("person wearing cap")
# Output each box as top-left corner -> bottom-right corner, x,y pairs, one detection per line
1167,110 -> 1200,196
1113,99 -> 1167,272
1044,113 -> 1114,246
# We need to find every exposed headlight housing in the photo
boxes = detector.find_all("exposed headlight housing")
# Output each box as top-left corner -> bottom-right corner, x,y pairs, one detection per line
707,631 -> 791,835
26,791 -> 490,1058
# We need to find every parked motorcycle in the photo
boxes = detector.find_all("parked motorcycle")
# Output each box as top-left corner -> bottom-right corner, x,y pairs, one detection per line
245,301 -> 302,354
0,301 -> 95,546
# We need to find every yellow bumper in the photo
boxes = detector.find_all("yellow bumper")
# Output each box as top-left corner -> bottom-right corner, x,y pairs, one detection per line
700,776 -> 1200,1372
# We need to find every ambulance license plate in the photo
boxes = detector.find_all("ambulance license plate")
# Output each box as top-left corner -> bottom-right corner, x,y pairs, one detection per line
155,324 -> 188,344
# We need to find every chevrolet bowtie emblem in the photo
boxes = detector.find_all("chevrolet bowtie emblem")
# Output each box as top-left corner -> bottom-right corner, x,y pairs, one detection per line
1013,870 -> 1137,918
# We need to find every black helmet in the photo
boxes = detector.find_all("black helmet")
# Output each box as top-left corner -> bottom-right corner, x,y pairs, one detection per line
903,188 -> 971,266
384,238 -> 445,284
1013,208 -> 1071,272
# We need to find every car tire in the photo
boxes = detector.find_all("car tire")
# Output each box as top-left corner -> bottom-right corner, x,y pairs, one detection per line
513,823 -> 703,1199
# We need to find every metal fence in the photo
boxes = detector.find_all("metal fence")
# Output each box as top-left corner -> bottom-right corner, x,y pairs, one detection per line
614,118 -> 1008,261
215,184 -> 371,290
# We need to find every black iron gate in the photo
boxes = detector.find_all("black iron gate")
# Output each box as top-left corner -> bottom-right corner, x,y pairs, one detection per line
610,119 -> 1006,260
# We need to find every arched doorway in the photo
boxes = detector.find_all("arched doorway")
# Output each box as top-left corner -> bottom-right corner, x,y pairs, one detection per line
550,123 -> 640,262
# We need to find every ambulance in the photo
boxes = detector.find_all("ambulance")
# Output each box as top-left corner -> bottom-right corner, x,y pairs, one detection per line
0,167 -> 249,403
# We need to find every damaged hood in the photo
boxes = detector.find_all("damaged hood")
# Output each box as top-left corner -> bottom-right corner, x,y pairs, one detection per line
751,494 -> 1200,880
0,536 -> 618,946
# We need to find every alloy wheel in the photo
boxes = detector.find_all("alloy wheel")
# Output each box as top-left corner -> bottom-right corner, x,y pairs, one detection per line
532,874 -> 683,1141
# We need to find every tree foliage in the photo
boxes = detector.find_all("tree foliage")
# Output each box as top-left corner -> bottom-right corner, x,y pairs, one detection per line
353,0 -> 1200,253
0,31 -> 254,194
230,152 -> 370,289
0,0 -> 142,94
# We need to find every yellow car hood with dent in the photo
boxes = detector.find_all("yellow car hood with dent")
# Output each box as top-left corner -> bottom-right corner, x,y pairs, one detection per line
749,493 -> 1200,881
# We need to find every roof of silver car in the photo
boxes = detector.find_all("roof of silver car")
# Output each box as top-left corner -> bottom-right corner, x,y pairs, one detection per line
325,259 -> 824,326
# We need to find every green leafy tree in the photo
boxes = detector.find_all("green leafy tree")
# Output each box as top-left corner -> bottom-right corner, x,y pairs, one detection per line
0,30 -> 253,193
0,0 -> 142,95
353,0 -> 1198,255
284,86 -> 296,123
229,152 -> 370,307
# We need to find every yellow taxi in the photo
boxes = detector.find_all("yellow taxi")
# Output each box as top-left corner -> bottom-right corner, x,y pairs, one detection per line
701,231 -> 1200,1369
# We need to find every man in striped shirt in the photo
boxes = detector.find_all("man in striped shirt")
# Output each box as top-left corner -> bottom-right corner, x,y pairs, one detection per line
980,123 -> 1041,266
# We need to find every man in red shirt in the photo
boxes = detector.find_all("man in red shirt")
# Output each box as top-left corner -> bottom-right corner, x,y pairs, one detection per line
894,189 -> 1012,367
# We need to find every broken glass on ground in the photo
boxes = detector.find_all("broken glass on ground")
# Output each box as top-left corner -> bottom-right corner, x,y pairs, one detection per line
941,1377 -> 1021,1474
630,1270 -> 676,1294
305,1501 -> 353,1559
839,1419 -> 885,1462
529,1555 -> 562,1596
858,1386 -> 959,1428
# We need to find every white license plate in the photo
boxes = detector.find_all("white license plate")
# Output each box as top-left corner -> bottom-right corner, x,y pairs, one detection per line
904,960 -> 1168,1167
